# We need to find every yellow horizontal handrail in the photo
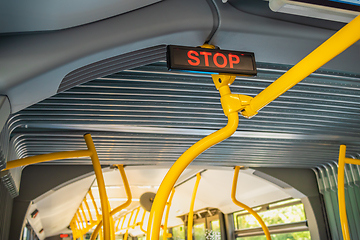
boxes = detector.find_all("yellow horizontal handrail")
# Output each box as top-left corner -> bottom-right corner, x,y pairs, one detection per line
337,145 -> 360,240
232,166 -> 271,240
2,149 -> 91,171
242,15 -> 360,118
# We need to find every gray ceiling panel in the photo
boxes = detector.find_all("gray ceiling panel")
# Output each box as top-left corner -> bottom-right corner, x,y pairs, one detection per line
6,62 -> 360,168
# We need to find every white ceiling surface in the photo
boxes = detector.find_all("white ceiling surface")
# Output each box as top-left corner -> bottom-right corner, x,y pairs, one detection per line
0,0 -> 162,33
32,174 -> 95,238
31,167 -> 297,238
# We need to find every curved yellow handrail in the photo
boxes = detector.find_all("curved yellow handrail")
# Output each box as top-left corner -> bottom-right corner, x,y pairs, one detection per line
163,188 -> 175,240
232,166 -> 271,240
146,111 -> 239,240
90,165 -> 132,240
187,173 -> 201,240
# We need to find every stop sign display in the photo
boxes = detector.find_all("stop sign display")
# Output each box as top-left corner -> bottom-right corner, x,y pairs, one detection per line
167,45 -> 256,76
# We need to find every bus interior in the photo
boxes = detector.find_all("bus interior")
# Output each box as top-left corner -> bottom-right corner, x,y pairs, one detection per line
1,0 -> 360,240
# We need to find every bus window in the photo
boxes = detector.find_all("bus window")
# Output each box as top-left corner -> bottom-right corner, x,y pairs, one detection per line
171,225 -> 185,240
194,223 -> 206,240
234,199 -> 311,240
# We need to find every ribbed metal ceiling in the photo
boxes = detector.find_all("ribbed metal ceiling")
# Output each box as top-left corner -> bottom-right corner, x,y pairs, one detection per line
7,62 -> 360,168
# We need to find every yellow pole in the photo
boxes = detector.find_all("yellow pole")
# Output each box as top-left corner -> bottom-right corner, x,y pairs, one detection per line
146,112 -> 239,240
84,133 -> 111,240
124,210 -> 134,240
84,197 -> 93,223
338,145 -> 351,240
139,210 -> 147,233
89,189 -> 100,219
2,149 -> 91,171
232,166 -> 271,240
77,212 -> 84,230
90,165 -> 132,240
163,188 -> 175,240
80,205 -> 88,227
187,173 -> 201,240
242,15 -> 360,118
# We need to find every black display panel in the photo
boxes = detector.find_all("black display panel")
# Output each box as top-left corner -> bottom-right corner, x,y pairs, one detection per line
167,45 -> 257,76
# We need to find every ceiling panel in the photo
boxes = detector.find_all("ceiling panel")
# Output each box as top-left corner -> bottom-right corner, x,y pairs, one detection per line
7,61 -> 360,168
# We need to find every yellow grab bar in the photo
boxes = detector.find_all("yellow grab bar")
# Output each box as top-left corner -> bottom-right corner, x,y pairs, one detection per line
90,164 -> 132,240
337,145 -> 360,240
242,15 -> 360,118
147,73 -> 246,240
2,149 -> 91,171
147,111 -> 239,240
232,166 -> 271,240
163,188 -> 175,240
187,173 -> 201,240
84,134 -> 111,240
139,209 -> 147,233
1,134 -> 110,239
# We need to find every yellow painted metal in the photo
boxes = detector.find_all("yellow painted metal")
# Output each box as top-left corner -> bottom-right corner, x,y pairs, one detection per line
89,189 -> 100,218
336,145 -> 360,240
139,209 -> 147,233
163,188 -> 175,240
71,192 -> 102,239
84,197 -> 93,223
124,210 -> 134,240
232,166 -> 271,240
187,173 -> 201,240
90,164 -> 132,240
242,15 -> 360,118
200,43 -> 216,49
77,212 -> 84,230
80,205 -> 88,227
84,133 -> 111,240
2,149 -> 91,171
147,73 -> 248,240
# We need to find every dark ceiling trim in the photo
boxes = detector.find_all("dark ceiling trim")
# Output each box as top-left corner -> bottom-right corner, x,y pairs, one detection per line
57,45 -> 167,93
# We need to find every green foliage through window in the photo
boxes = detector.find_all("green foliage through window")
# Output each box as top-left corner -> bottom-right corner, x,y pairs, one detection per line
236,231 -> 311,240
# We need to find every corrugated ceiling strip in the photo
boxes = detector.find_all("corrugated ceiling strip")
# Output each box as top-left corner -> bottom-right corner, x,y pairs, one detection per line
57,45 -> 166,93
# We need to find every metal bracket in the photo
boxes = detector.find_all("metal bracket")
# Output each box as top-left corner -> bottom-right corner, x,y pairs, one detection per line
211,74 -> 254,117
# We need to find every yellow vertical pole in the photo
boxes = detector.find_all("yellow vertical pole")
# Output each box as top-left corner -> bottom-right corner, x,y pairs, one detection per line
232,166 -> 271,240
187,173 -> 201,240
84,133 -> 111,240
99,228 -> 103,240
163,188 -> 175,240
338,145 -> 351,240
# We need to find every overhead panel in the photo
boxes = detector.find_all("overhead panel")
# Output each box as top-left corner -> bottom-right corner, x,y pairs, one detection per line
6,61 -> 360,168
